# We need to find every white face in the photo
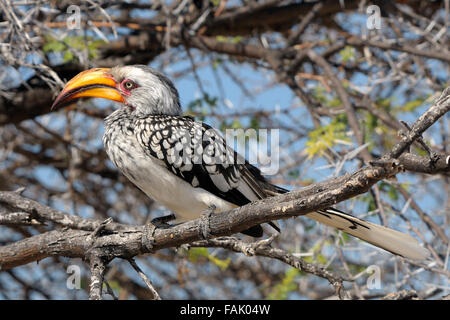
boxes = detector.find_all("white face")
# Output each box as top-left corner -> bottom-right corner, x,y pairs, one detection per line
110,65 -> 181,116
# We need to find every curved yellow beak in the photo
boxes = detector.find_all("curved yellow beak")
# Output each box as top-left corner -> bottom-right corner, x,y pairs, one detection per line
51,68 -> 125,110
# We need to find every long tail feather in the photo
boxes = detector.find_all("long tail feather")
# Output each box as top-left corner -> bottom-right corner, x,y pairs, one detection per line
307,208 -> 430,260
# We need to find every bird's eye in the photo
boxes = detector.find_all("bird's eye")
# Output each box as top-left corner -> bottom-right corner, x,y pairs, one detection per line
125,81 -> 133,89
122,79 -> 137,91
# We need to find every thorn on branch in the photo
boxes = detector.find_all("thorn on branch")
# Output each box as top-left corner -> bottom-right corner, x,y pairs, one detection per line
13,186 -> 26,195
368,158 -> 404,174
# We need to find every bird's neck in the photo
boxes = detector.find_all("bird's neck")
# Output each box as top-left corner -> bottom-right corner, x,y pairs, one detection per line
104,107 -> 184,129
104,107 -> 134,125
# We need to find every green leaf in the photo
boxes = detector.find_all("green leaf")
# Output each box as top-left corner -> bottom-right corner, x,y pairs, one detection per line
42,38 -> 66,53
189,247 -> 206,261
340,232 -> 350,245
303,239 -> 329,265
311,86 -> 328,104
413,146 -> 428,157
400,182 -> 411,191
42,35 -> 105,63
376,98 -> 392,111
360,193 -> 376,211
209,256 -> 231,271
328,97 -> 342,107
216,36 -> 243,44
304,117 -> 350,159
63,51 -> 74,63
339,46 -> 356,63
379,181 -> 399,201
288,169 -> 300,179
186,94 -> 218,112
212,58 -> 223,70
231,119 -> 242,129
400,98 -> 425,112
188,247 -> 230,271
185,93 -> 218,121
102,280 -> 121,295
249,116 -> 261,130
267,267 -> 300,300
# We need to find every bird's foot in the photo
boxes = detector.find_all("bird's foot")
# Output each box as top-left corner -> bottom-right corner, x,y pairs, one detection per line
89,217 -> 113,241
142,213 -> 177,253
199,205 -> 216,240
86,218 -> 113,254
151,213 -> 177,227
142,222 -> 157,254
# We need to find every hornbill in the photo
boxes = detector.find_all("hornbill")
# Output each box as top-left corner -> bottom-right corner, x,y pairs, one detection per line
51,65 -> 429,260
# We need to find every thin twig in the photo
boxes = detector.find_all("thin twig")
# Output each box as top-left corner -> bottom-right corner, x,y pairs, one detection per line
128,258 -> 161,300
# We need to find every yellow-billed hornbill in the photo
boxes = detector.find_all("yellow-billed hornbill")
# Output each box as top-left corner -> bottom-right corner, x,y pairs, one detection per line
51,65 -> 429,260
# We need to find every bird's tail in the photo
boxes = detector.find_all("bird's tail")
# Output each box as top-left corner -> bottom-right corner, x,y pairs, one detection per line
306,208 -> 430,260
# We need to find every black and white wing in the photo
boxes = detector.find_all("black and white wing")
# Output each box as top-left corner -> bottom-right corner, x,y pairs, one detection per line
136,115 -> 283,236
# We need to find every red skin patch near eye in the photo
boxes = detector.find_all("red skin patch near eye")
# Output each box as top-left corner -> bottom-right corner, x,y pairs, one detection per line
119,79 -> 139,96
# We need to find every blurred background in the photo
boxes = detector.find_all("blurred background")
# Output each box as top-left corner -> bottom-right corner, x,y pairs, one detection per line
0,0 -> 448,299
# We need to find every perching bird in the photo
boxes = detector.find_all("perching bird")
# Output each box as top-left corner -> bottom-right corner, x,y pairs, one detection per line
51,65 -> 430,260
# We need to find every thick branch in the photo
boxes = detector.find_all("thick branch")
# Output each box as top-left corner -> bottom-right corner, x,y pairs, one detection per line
398,153 -> 450,175
0,191 -> 128,232
0,162 -> 400,271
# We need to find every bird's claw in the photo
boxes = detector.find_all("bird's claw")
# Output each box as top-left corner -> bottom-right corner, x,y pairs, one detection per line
86,217 -> 113,254
151,213 -> 176,227
142,213 -> 177,253
89,217 -> 113,240
199,205 -> 216,240
142,222 -> 157,254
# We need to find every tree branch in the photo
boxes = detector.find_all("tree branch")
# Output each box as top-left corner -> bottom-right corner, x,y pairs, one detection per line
0,161 -> 406,271
386,88 -> 450,159
190,236 -> 349,298
88,253 -> 107,300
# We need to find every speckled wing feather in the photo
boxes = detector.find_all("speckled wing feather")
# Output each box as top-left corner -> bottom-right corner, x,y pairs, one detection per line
134,115 -> 282,236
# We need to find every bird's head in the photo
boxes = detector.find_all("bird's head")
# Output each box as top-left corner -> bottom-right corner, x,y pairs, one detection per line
51,65 -> 181,116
